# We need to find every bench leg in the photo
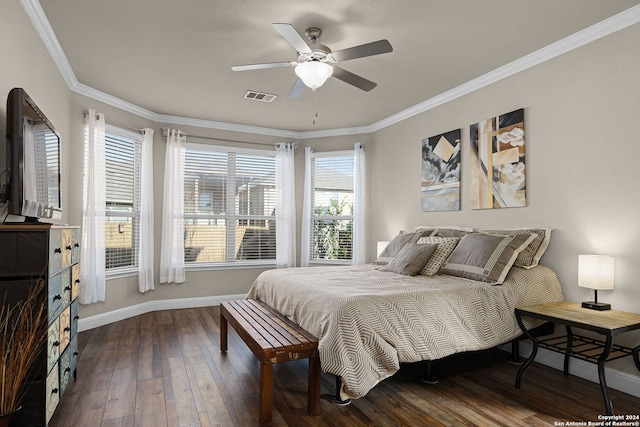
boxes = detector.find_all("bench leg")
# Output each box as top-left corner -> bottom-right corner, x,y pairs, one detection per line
220,311 -> 228,352
308,355 -> 321,416
259,361 -> 273,427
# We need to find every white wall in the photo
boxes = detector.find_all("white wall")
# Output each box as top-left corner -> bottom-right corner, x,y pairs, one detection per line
0,1 -> 71,220
369,23 -> 640,376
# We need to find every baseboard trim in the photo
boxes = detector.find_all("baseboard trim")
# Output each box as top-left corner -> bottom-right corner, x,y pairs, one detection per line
78,294 -> 246,332
507,342 -> 640,399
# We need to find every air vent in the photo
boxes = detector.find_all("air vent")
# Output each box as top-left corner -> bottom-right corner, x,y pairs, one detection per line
244,90 -> 277,103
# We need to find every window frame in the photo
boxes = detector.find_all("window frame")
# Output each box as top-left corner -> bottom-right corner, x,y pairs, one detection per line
183,142 -> 277,269
104,124 -> 143,278
306,149 -> 355,266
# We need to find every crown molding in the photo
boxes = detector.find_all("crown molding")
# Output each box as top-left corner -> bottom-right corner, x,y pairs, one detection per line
23,1 -> 640,140
20,0 -> 77,89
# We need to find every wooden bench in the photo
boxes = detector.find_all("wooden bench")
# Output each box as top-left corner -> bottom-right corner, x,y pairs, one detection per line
220,299 -> 321,426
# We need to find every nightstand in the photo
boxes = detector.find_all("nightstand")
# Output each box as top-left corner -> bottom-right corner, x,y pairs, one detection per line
514,301 -> 640,415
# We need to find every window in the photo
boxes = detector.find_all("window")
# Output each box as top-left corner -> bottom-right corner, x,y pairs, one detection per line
183,144 -> 276,265
306,151 -> 355,264
104,125 -> 143,272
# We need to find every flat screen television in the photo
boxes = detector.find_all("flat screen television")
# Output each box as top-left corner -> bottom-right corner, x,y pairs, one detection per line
2,87 -> 62,223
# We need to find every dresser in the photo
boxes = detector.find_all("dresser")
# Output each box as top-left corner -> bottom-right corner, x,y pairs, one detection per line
0,224 -> 80,426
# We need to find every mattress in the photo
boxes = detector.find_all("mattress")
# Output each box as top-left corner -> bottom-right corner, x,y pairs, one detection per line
246,263 -> 564,399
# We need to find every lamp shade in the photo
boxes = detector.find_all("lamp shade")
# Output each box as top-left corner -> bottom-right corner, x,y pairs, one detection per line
377,241 -> 390,258
578,254 -> 614,290
294,61 -> 333,91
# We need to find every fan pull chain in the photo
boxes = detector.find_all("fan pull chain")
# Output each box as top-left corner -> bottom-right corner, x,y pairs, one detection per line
313,90 -> 318,126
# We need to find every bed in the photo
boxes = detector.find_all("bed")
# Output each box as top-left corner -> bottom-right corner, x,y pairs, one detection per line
246,228 -> 565,400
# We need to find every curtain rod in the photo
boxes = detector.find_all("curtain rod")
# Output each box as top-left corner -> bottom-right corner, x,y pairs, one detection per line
160,127 -> 297,149
83,110 -> 144,135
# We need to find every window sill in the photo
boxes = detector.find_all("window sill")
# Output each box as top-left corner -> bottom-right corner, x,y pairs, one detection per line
106,268 -> 138,280
185,262 -> 276,272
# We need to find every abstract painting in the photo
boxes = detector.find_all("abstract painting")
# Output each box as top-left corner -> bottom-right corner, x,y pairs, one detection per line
421,129 -> 461,211
470,108 -> 526,209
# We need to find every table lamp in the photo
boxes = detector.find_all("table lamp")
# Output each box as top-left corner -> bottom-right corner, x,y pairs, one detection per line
578,254 -> 614,311
377,241 -> 390,258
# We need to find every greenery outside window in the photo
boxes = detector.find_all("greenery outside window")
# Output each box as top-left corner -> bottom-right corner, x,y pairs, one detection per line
307,151 -> 354,264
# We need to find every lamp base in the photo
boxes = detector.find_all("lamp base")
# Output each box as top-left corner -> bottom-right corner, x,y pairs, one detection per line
581,301 -> 611,311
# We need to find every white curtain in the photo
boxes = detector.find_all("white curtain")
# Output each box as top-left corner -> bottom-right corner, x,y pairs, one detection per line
80,109 -> 106,304
352,142 -> 366,265
138,128 -> 155,292
300,146 -> 313,267
275,143 -> 296,268
160,129 -> 186,284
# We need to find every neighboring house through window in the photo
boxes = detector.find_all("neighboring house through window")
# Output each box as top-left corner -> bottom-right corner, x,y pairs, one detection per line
104,125 -> 142,273
183,143 -> 276,265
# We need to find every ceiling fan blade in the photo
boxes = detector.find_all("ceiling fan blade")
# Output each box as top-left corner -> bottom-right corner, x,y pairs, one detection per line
231,62 -> 294,71
332,66 -> 377,92
273,23 -> 312,54
288,78 -> 306,99
331,39 -> 393,62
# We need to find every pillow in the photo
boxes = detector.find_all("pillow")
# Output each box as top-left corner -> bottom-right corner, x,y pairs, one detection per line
415,236 -> 460,275
440,232 -> 536,284
414,225 -> 474,238
379,243 -> 438,276
375,231 -> 425,264
481,228 -> 552,269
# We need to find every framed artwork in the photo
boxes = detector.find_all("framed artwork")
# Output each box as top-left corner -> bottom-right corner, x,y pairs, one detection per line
421,129 -> 461,211
470,108 -> 526,209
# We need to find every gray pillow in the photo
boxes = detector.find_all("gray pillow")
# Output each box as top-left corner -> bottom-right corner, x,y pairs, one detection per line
440,232 -> 536,284
375,232 -> 424,264
480,228 -> 552,269
379,243 -> 438,276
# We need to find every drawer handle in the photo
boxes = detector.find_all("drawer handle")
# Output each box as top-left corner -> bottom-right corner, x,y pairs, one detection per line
64,327 -> 71,332
74,315 -> 80,320
52,341 -> 60,347
64,286 -> 72,291
53,295 -> 62,301
54,247 -> 62,254
66,245 -> 72,251
75,279 -> 80,284
74,243 -> 80,248
73,351 -> 79,356
51,387 -> 59,395
64,367 -> 71,373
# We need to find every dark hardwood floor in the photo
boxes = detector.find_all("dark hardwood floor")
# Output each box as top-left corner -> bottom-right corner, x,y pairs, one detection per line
50,306 -> 640,427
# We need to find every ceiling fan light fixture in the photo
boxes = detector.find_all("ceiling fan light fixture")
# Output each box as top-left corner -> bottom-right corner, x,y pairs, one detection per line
295,61 -> 333,91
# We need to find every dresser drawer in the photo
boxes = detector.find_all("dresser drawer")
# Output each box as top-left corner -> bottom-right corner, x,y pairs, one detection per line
71,263 -> 80,300
70,299 -> 79,337
61,267 -> 71,309
48,228 -> 63,275
59,305 -> 71,353
45,362 -> 60,425
71,228 -> 80,265
62,228 -> 74,269
48,271 -> 64,323
59,346 -> 72,396
47,318 -> 60,374
69,334 -> 79,375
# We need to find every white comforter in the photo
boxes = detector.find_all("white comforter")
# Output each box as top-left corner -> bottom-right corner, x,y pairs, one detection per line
246,264 -> 564,399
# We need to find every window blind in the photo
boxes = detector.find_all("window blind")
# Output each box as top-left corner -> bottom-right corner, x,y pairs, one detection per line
104,127 -> 142,271
184,145 -> 276,264
309,154 -> 354,262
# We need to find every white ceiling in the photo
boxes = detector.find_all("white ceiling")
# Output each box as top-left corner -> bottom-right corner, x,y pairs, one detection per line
37,0 -> 640,134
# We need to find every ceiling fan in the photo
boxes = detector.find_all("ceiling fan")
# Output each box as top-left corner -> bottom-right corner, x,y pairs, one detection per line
231,23 -> 393,99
